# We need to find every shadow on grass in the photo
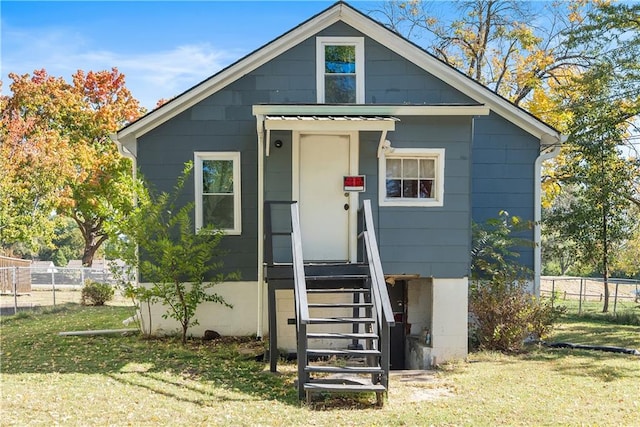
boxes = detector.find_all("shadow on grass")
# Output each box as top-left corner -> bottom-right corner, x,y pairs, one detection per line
522,346 -> 639,382
1,304 -> 301,406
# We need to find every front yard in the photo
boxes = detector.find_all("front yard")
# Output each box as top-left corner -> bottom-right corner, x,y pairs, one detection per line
1,305 -> 638,425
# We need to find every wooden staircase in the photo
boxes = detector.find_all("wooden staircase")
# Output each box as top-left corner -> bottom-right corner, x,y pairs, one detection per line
264,200 -> 395,405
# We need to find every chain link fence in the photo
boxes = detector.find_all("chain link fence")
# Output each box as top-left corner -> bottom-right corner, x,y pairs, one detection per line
0,265 -> 135,315
541,276 -> 640,315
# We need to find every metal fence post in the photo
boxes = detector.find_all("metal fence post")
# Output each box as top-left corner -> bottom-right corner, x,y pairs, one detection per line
578,278 -> 583,314
613,282 -> 619,314
51,269 -> 56,306
12,267 -> 18,315
551,279 -> 555,308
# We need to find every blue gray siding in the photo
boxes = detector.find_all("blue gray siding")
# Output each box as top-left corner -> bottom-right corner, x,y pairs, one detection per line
137,20 -> 539,279
472,113 -> 539,270
359,117 -> 473,278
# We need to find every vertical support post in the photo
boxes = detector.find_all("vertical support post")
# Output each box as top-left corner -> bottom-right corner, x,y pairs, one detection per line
380,322 -> 390,389
613,282 -> 619,314
551,279 -> 555,308
268,283 -> 278,373
81,268 -> 85,288
578,278 -> 583,314
12,267 -> 18,315
297,322 -> 307,400
51,270 -> 56,306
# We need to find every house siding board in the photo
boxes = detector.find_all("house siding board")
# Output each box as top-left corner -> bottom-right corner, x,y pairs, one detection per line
472,112 -> 539,270
361,116 -> 472,278
138,93 -> 260,280
136,21 -> 543,280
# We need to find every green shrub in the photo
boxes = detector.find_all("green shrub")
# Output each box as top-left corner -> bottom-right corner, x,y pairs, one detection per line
81,280 -> 114,306
470,212 -> 565,352
469,280 -> 565,352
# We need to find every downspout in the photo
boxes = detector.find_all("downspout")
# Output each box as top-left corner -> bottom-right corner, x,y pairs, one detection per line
256,115 -> 265,339
533,137 -> 563,296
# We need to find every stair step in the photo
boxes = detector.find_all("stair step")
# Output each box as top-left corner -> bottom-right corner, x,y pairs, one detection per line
307,317 -> 375,324
307,332 -> 378,340
307,349 -> 381,357
307,288 -> 370,294
305,366 -> 383,374
307,302 -> 373,308
305,274 -> 369,281
303,382 -> 386,393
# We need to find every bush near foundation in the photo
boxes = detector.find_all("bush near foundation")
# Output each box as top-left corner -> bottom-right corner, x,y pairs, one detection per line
470,211 -> 565,352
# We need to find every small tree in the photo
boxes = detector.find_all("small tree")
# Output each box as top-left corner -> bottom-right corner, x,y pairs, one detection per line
118,163 -> 235,344
470,212 -> 563,352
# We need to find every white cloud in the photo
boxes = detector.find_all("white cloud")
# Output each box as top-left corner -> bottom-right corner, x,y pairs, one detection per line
1,25 -> 240,109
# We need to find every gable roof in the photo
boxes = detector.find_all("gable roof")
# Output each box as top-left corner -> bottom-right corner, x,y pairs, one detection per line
116,1 -> 563,147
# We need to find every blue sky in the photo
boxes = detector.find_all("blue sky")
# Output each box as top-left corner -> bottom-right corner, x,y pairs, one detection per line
1,1 -> 379,109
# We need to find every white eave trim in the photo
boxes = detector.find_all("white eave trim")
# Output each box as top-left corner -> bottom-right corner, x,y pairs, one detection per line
117,2 -> 559,144
117,5 -> 346,141
338,8 -> 561,142
253,104 -> 489,117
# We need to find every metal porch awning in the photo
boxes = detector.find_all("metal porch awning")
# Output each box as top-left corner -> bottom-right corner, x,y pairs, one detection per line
263,115 -> 399,131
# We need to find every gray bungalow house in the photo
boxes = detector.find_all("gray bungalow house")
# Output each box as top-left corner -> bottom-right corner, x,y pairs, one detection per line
113,1 -> 562,397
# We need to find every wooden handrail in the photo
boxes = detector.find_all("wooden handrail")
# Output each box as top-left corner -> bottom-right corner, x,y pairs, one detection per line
290,203 -> 310,324
360,200 -> 396,327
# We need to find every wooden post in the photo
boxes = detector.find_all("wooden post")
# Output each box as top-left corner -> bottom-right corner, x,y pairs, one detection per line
613,282 -> 619,314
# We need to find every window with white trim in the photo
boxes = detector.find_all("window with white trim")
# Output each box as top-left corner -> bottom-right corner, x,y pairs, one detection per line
194,152 -> 241,234
316,37 -> 364,103
379,148 -> 445,207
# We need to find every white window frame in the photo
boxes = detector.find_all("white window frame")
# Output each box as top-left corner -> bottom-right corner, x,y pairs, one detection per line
316,36 -> 365,104
379,148 -> 445,207
194,151 -> 242,235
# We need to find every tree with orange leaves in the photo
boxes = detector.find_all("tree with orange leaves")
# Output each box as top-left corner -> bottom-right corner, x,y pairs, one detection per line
1,68 -> 145,265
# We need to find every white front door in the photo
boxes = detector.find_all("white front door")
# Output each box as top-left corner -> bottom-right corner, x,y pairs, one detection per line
295,133 -> 357,261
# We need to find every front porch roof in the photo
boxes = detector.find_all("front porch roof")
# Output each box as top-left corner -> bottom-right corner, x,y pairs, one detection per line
253,103 -> 490,118
264,115 -> 399,132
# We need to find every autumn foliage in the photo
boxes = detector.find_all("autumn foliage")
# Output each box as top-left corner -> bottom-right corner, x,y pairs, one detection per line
1,68 -> 145,264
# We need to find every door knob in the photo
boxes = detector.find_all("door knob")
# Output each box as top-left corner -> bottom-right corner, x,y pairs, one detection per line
344,204 -> 349,211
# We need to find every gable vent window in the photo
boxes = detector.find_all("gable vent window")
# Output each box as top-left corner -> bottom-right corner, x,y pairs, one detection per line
317,37 -> 364,103
379,148 -> 445,207
194,152 -> 241,235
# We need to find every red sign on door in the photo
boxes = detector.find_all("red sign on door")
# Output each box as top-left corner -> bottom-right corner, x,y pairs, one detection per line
343,175 -> 366,192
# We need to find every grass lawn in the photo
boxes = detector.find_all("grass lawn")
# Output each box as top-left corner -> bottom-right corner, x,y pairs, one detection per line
1,305 -> 638,426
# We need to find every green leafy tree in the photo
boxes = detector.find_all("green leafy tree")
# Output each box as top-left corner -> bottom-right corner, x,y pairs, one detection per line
546,2 -> 640,312
117,163 -> 236,344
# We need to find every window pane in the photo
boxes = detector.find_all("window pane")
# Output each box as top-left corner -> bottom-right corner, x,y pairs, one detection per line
325,75 -> 356,103
203,194 -> 234,229
402,180 -> 418,198
420,159 -> 435,178
325,45 -> 355,73
386,179 -> 401,198
403,159 -> 419,178
386,159 -> 401,178
419,180 -> 434,198
203,160 -> 233,193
